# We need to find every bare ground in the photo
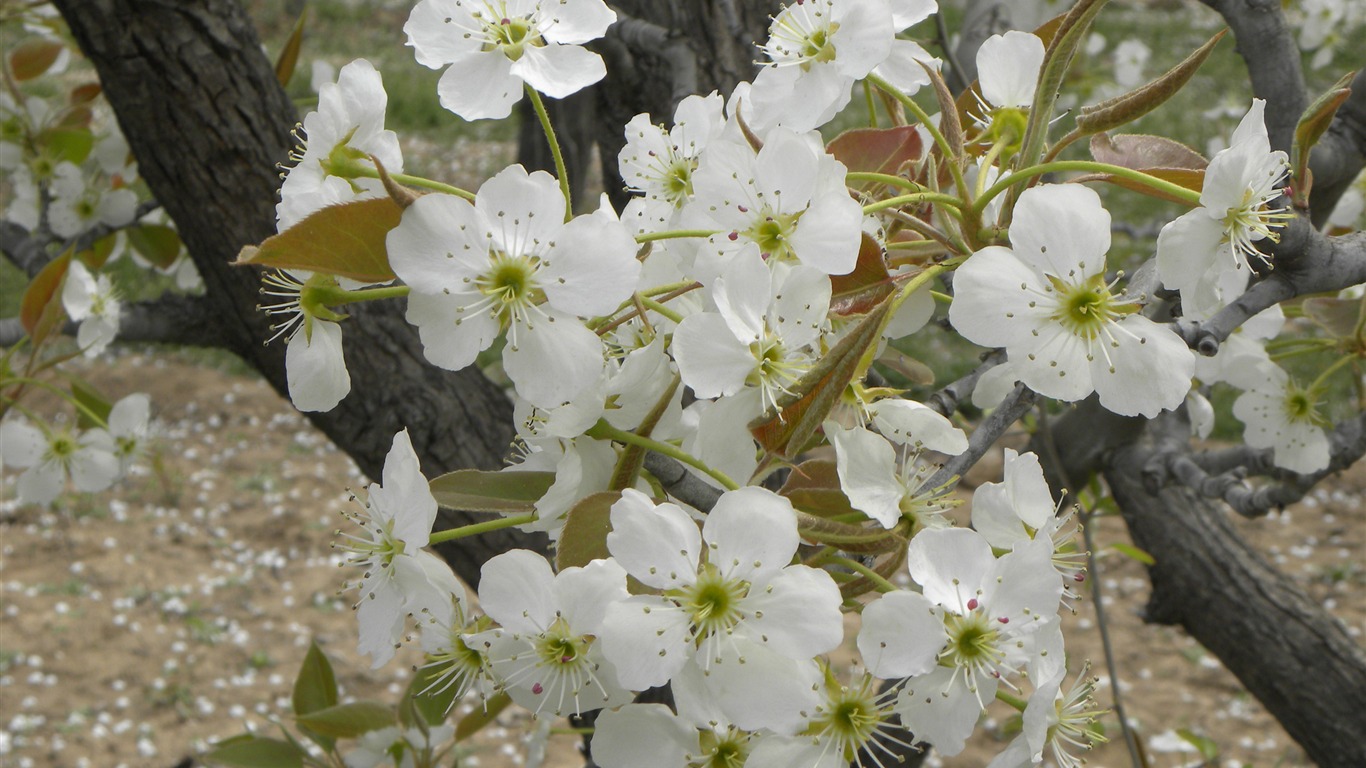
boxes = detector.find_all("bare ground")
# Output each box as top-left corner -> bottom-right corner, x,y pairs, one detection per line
1,351 -> 1362,768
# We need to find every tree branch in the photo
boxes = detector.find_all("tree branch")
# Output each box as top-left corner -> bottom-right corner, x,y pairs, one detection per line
1308,68 -> 1366,226
1198,0 -> 1307,154
1102,427 -> 1366,767
0,220 -> 50,277
1179,220 -> 1366,354
1165,412 -> 1366,516
921,382 -> 1035,492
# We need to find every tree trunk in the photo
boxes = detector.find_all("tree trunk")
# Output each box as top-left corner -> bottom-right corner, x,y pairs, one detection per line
1036,402 -> 1366,768
51,0 -> 543,589
519,0 -> 775,211
1104,439 -> 1366,768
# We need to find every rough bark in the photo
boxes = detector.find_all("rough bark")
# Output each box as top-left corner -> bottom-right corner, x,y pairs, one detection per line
1033,404 -> 1366,768
50,0 -> 543,588
518,0 -> 775,211
1104,437 -> 1366,768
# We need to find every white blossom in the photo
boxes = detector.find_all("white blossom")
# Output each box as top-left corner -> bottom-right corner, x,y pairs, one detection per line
0,418 -> 119,506
949,184 -> 1195,418
405,0 -> 616,121
1156,99 -> 1292,316
389,167 -> 640,408
61,261 -> 121,358
277,58 -> 403,230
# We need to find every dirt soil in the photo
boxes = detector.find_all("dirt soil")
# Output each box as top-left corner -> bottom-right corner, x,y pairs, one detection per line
1,350 -> 1362,768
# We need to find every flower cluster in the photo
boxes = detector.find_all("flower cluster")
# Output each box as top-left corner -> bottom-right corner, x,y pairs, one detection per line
338,437 -> 1100,767
244,2 -> 1360,764
1,393 -> 152,506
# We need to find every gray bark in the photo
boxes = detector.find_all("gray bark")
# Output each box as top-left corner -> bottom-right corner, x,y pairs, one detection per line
49,0 -> 543,589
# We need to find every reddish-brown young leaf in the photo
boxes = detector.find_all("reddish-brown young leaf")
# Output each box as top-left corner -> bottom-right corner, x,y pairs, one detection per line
68,82 -> 102,105
830,233 -> 895,316
1090,132 -> 1207,170
750,300 -> 891,459
827,125 -> 923,187
275,11 -> 307,87
1292,71 -> 1355,208
1302,296 -> 1362,339
1075,31 -> 1227,135
19,249 -> 72,345
8,38 -> 64,81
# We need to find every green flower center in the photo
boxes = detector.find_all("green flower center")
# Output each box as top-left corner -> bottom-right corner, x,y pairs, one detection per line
679,565 -> 747,639
800,24 -> 839,65
534,617 -> 590,667
47,434 -> 77,461
478,252 -> 543,326
1282,382 -> 1327,427
694,727 -> 750,768
1049,274 -> 1131,341
487,16 -> 543,60
744,211 -> 801,261
940,609 -> 1005,676
663,160 -> 694,203
988,107 -> 1029,154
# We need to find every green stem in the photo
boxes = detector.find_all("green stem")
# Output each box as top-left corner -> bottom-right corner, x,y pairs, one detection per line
972,159 -> 1202,223
635,229 -> 719,243
348,166 -> 474,201
1308,354 -> 1356,393
995,689 -> 1028,712
866,72 -> 971,206
313,284 -> 411,307
638,296 -> 685,325
525,85 -> 572,220
846,172 -> 930,193
864,192 -> 966,215
824,555 -> 898,593
864,80 -> 879,127
427,513 -> 538,544
4,377 -> 106,429
585,419 -> 739,491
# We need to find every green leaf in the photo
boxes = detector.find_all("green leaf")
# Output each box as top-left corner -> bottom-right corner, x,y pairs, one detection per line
750,299 -> 891,459
275,11 -> 307,87
428,469 -> 555,513
201,735 -> 306,768
1075,31 -> 1226,135
555,491 -> 620,572
1292,71 -> 1355,208
294,701 -> 394,739
292,641 -> 339,717
77,233 -> 119,270
8,38 -> 64,81
830,234 -> 895,316
1176,728 -> 1220,762
1109,542 -> 1155,566
399,663 -> 459,729
127,224 -> 183,269
235,198 -> 402,283
1017,0 -> 1110,169
454,691 -> 512,742
826,125 -> 923,188
39,127 -> 94,165
69,377 -> 113,430
19,249 -> 72,346
778,460 -> 857,520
